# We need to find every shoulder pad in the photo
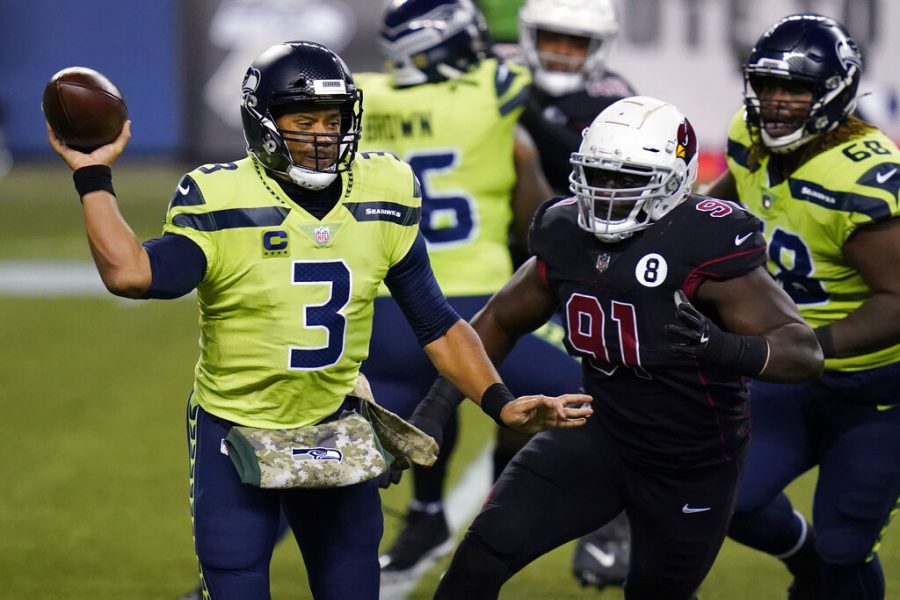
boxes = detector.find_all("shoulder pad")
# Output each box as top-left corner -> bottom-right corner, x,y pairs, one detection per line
585,71 -> 636,98
528,196 -> 577,255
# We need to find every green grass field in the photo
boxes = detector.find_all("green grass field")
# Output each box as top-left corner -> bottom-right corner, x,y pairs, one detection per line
0,163 -> 897,599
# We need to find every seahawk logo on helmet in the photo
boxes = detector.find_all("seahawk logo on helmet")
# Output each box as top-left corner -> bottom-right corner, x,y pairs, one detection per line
569,96 -> 699,243
242,67 -> 261,99
240,41 -> 363,190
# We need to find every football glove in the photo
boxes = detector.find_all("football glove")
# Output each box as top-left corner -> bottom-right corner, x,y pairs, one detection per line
407,376 -> 465,450
666,290 -> 769,375
666,290 -> 720,361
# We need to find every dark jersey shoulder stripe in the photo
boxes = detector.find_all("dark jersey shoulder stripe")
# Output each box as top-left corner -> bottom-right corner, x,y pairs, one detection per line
788,178 -> 893,220
172,206 -> 290,232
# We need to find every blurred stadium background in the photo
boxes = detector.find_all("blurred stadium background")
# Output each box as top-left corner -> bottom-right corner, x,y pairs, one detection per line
0,0 -> 897,598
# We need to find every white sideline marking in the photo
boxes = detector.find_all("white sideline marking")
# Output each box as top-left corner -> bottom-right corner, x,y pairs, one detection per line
445,443 -> 494,532
380,443 -> 493,600
0,260 -> 106,296
0,261 -> 194,300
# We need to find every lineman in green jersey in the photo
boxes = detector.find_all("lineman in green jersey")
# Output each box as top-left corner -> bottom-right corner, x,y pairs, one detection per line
706,14 -> 900,600
355,0 -> 585,579
46,41 -> 592,600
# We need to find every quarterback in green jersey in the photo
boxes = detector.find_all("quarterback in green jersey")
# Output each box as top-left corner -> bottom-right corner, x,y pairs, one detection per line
706,14 -> 900,600
46,41 -> 592,600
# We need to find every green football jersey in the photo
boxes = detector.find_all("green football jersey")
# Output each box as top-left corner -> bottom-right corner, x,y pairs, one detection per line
162,154 -> 421,428
355,57 -> 530,296
726,111 -> 900,372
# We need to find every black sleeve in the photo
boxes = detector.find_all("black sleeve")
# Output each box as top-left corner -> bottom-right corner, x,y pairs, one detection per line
384,232 -> 461,346
519,93 -> 583,194
140,234 -> 207,299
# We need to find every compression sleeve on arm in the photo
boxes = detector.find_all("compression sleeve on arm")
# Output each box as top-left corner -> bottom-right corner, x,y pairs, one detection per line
384,232 -> 461,345
141,234 -> 207,299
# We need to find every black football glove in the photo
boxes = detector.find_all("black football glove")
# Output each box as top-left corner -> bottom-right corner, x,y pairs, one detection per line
378,456 -> 408,489
666,290 -> 723,362
665,290 -> 769,375
407,376 -> 466,450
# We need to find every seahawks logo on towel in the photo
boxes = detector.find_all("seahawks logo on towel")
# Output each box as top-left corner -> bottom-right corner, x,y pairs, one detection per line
292,447 -> 343,461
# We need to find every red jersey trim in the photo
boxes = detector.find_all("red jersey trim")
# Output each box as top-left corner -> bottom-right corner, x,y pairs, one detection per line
680,245 -> 766,300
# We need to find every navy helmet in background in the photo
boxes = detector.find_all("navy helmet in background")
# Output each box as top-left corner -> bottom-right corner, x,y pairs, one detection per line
743,13 -> 862,153
378,0 -> 490,87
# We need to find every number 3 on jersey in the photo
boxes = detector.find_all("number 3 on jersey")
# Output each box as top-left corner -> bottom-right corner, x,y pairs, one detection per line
407,151 -> 476,247
289,260 -> 350,370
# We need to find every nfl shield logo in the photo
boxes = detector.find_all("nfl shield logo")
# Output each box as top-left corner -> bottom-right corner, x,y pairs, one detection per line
314,226 -> 331,246
595,253 -> 611,272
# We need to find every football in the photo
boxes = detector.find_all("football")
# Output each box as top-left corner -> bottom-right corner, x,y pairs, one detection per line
42,67 -> 128,153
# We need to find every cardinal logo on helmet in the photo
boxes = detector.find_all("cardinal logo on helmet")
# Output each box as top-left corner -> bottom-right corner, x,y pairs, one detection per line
675,119 -> 697,164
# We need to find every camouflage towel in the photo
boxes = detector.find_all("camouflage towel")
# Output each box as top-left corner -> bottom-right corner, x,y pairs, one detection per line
352,373 -> 439,469
224,412 -> 387,489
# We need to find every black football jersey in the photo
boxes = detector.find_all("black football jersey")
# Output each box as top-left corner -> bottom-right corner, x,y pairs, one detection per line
529,195 -> 766,469
523,70 -> 636,194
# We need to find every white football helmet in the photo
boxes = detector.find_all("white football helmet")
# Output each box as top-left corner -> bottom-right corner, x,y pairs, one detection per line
570,96 -> 699,243
519,0 -> 619,96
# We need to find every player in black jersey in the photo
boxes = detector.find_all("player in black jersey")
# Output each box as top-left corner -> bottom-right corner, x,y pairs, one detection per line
499,1 -> 638,587
412,96 -> 823,600
516,0 -> 635,195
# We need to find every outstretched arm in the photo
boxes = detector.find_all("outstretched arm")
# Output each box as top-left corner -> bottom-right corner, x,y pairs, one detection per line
47,122 -> 151,298
420,258 -> 591,437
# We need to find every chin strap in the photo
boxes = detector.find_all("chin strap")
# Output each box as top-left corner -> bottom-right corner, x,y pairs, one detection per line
287,165 -> 338,190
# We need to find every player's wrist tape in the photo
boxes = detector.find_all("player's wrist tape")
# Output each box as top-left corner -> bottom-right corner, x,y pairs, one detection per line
814,326 -> 835,358
73,165 -> 115,200
712,333 -> 770,376
480,383 -> 515,427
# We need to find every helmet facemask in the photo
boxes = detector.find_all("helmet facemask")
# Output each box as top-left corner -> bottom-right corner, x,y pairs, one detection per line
570,96 -> 698,243
240,42 -> 363,190
268,98 -> 362,189
742,13 -> 862,154
519,0 -> 618,96
744,69 -> 857,154
571,159 -> 685,242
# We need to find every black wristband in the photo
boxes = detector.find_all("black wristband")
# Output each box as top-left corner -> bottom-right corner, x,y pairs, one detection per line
73,165 -> 115,200
814,326 -> 835,359
480,383 -> 516,427
712,332 -> 770,376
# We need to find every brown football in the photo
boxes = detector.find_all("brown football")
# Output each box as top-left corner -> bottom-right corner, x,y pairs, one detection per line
42,67 -> 128,152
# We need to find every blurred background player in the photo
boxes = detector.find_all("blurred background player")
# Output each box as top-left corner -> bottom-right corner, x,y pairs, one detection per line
413,95 -> 823,600
516,0 -> 635,195
706,14 -> 900,600
352,0 -> 585,581
47,39 -> 592,600
497,0 -> 638,589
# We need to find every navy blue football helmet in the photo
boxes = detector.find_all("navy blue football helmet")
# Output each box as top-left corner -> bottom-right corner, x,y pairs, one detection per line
743,13 -> 862,153
240,41 -> 362,189
379,0 -> 490,87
